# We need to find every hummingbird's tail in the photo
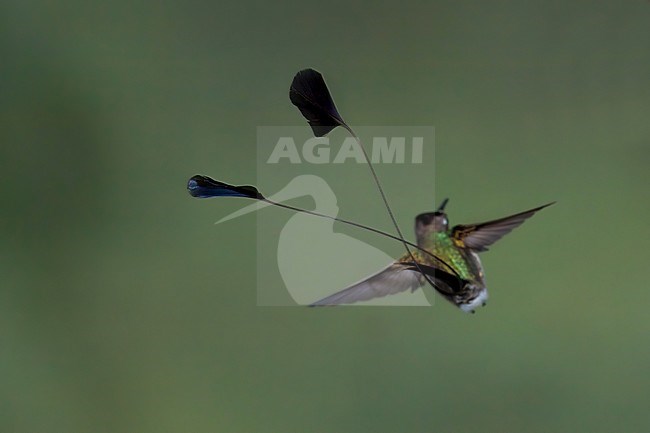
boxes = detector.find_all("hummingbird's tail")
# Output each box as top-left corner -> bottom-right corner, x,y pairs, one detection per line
186,174 -> 464,283
187,175 -> 263,199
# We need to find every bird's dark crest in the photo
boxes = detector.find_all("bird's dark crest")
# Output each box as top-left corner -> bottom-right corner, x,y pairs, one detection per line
289,68 -> 346,137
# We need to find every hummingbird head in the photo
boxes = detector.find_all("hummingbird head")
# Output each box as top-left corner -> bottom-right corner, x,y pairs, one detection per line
415,198 -> 450,239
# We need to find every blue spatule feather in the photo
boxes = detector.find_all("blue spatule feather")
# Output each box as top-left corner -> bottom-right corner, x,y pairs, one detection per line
289,69 -> 347,137
187,175 -> 263,199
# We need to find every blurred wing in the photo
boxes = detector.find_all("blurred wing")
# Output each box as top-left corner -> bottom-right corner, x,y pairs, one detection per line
452,202 -> 554,252
310,262 -> 422,306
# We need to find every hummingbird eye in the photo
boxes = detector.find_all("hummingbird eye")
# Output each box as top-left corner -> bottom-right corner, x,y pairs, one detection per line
431,212 -> 448,227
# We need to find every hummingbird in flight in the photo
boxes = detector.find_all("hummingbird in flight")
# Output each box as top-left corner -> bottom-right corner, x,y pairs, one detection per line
187,68 -> 554,312
187,175 -> 553,312
309,198 -> 553,311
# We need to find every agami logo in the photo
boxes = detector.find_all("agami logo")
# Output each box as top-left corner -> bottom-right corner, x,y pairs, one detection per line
266,136 -> 425,164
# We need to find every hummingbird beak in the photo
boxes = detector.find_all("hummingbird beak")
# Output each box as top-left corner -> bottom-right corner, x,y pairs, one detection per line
437,198 -> 449,212
215,180 -> 306,225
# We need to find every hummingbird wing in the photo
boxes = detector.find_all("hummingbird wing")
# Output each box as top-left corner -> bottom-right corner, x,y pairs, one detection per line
310,261 -> 423,306
451,202 -> 555,252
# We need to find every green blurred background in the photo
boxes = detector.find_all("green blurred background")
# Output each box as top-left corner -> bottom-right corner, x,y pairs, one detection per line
2,1 -> 649,432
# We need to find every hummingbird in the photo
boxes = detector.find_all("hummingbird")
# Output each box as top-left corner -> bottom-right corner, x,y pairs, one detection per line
187,175 -> 553,312
310,198 -> 554,312
187,68 -> 554,312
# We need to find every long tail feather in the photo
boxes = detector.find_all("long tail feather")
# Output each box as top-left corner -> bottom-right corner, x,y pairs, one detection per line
187,175 -> 264,199
186,174 -> 465,284
289,68 -> 442,296
289,69 -> 346,137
